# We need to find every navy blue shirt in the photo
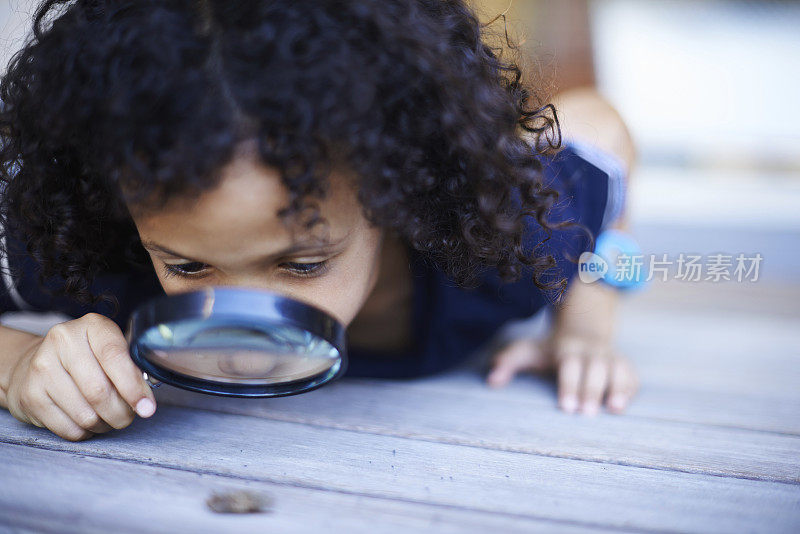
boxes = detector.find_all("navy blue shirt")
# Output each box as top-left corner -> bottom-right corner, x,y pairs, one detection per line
0,143 -> 621,379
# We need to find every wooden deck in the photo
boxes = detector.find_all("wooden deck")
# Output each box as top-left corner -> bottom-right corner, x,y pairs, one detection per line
1,278 -> 799,533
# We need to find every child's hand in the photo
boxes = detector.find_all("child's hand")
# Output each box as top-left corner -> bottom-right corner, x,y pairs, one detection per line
486,335 -> 639,415
485,277 -> 639,415
5,313 -> 157,441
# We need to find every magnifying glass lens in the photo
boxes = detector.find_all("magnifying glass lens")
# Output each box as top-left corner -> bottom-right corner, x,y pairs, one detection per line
127,287 -> 348,397
138,319 -> 340,384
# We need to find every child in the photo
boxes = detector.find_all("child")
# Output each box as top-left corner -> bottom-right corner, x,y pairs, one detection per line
0,0 -> 638,442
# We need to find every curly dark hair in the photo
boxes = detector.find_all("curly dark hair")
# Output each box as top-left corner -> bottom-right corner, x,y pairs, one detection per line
0,0 -> 586,319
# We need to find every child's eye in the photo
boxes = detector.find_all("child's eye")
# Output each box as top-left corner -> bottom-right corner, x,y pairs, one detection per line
161,260 -> 331,280
162,261 -> 208,279
280,260 -> 330,278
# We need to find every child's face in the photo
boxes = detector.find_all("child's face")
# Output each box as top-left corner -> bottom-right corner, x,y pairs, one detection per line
127,141 -> 384,327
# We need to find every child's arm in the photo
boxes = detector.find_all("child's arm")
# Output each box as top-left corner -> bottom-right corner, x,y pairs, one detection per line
487,87 -> 640,415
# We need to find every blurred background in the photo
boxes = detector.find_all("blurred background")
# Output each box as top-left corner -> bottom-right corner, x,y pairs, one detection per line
473,0 -> 800,290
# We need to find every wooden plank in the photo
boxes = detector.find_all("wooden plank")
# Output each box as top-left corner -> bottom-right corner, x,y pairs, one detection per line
354,369 -> 800,435
0,443 -> 612,534
616,308 -> 800,399
618,279 -> 800,320
507,303 -> 800,401
1,409 -> 798,534
390,298 -> 800,434
153,378 -> 800,484
501,278 -> 800,400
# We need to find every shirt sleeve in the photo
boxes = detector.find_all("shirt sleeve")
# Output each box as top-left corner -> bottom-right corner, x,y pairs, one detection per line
0,220 -> 165,330
523,141 -> 612,303
0,226 -> 31,313
558,138 -> 628,230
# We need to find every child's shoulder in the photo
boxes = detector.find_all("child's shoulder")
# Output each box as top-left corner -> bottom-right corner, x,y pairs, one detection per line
0,227 -> 163,330
538,139 -> 626,231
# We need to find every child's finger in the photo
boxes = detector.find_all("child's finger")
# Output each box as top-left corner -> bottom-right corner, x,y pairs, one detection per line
606,354 -> 639,413
556,351 -> 583,413
578,351 -> 611,416
25,388 -> 93,442
486,338 -> 544,388
44,363 -> 115,434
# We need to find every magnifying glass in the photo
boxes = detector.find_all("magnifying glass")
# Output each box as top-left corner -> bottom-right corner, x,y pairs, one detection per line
125,286 -> 347,397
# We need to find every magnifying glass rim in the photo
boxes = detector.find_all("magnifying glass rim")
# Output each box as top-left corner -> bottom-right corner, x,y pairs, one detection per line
127,286 -> 348,397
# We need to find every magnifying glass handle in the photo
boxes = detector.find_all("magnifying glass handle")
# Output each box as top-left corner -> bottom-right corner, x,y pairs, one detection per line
142,372 -> 162,389
128,325 -> 160,388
